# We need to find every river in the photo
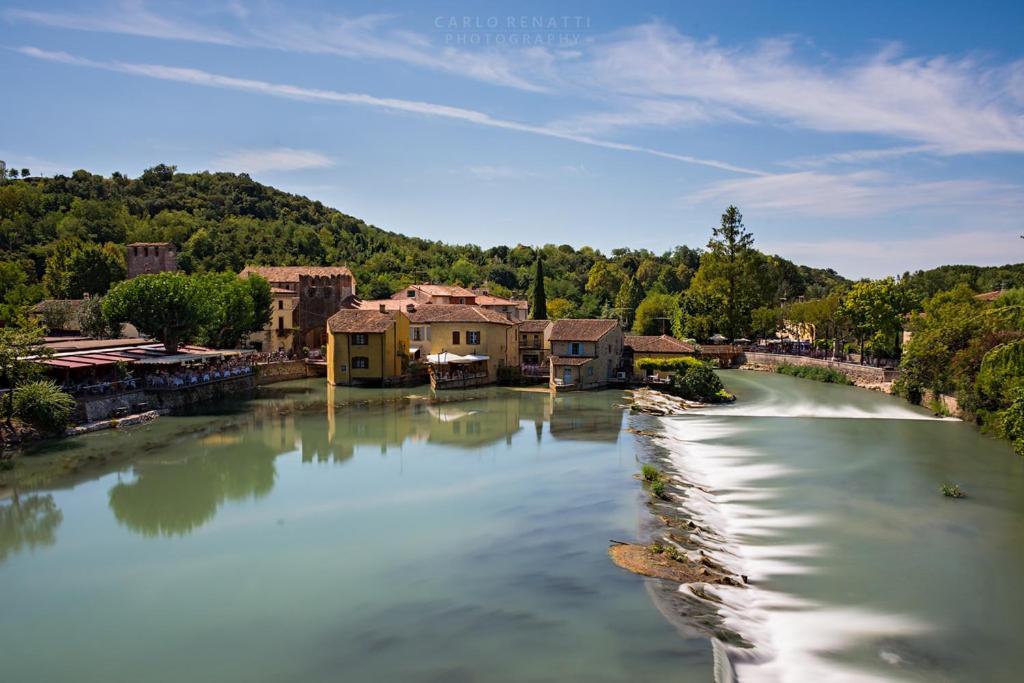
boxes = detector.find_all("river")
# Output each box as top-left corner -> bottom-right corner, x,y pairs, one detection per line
1,373 -> 1022,682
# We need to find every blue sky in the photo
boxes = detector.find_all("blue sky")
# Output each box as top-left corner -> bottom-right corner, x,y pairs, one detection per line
2,0 -> 1023,278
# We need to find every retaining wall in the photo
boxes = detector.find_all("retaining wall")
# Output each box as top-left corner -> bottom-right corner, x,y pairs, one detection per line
739,352 -> 899,385
255,360 -> 321,385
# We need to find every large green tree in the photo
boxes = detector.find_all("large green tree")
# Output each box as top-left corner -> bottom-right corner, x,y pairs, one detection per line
104,273 -> 217,352
632,292 -> 680,335
688,206 -> 758,339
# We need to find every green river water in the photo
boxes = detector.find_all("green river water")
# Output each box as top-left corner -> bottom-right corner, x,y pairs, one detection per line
1,372 -> 1023,682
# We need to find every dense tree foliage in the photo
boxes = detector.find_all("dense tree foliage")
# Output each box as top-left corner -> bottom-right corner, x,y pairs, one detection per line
103,272 -> 270,352
0,167 -> 849,333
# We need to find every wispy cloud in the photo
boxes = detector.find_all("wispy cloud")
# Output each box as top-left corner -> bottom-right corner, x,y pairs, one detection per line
687,170 -> 1023,218
4,2 -> 556,92
13,46 -> 763,176
5,1 -> 240,46
210,148 -> 334,173
460,165 -> 543,181
580,23 -> 1024,155
10,5 -> 1024,158
765,231 -> 1024,279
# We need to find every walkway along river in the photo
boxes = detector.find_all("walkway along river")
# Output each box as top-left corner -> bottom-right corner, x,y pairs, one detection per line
2,373 -> 1023,682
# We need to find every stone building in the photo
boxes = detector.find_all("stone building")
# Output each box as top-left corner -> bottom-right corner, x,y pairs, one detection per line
240,266 -> 356,353
126,242 -> 178,278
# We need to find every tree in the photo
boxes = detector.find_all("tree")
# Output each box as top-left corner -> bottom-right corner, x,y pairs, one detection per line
632,293 -> 680,335
103,273 -> 217,353
449,257 -> 478,287
530,256 -> 547,320
199,273 -> 273,348
839,278 -> 915,361
614,276 -> 645,328
700,206 -> 756,339
750,306 -> 782,340
547,297 -> 573,319
0,316 -> 49,428
585,261 -> 625,302
43,239 -> 126,299
36,299 -> 75,333
78,295 -> 122,339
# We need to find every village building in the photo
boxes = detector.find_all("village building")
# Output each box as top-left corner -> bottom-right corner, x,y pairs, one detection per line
624,334 -> 696,381
248,287 -> 298,353
392,283 -> 477,305
126,242 -> 178,278
326,308 -> 410,386
473,293 -> 528,321
548,319 -> 624,391
240,266 -> 356,353
518,319 -> 552,377
407,304 -> 518,388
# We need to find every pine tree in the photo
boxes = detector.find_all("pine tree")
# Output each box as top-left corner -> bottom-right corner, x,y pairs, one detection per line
530,256 -> 547,320
707,206 -> 755,340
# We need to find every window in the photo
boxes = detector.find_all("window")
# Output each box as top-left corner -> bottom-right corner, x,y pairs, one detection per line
587,366 -> 594,376
277,317 -> 284,330
533,334 -> 540,346
407,290 -> 416,298
278,300 -> 284,310
452,331 -> 461,345
467,331 -> 480,345
411,327 -> 423,341
308,286 -> 317,298
570,342 -> 583,355
520,334 -> 527,344
352,357 -> 369,369
353,333 -> 368,345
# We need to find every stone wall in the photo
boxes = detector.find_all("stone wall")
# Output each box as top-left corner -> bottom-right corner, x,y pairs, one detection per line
740,352 -> 900,386
255,360 -> 311,385
76,390 -> 148,422
921,390 -> 964,418
144,375 -> 257,412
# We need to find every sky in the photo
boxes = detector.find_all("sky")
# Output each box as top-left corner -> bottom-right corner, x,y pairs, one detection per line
2,0 -> 1023,278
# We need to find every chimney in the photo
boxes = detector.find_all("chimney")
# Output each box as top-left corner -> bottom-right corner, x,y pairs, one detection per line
406,303 -> 416,313
379,303 -> 387,312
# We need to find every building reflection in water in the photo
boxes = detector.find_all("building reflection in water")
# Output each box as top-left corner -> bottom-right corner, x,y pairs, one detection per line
105,386 -> 623,538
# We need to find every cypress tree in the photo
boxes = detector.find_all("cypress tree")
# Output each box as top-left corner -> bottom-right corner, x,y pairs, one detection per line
530,256 -> 547,320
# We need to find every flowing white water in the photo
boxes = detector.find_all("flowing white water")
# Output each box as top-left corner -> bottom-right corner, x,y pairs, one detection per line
653,376 -> 955,681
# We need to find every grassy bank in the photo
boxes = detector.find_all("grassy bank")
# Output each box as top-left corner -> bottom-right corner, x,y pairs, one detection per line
774,363 -> 853,385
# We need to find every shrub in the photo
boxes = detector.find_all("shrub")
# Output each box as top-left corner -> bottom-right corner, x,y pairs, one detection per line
650,479 -> 668,500
674,361 -> 725,402
13,381 -> 76,433
940,483 -> 966,498
1001,387 -> 1024,456
775,363 -> 852,385
641,464 -> 661,482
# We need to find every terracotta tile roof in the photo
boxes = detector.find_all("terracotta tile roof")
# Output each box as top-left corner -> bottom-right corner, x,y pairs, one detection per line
241,265 -> 354,282
407,304 -> 515,325
354,298 -> 409,311
519,320 -> 551,333
327,309 -> 398,334
127,242 -> 174,247
475,295 -> 528,309
398,283 -> 476,298
975,290 -> 1006,302
625,335 -> 696,354
548,319 -> 620,342
270,287 -> 297,296
549,356 -> 593,366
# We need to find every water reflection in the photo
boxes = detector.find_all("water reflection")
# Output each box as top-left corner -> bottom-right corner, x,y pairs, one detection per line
103,385 -> 624,538
0,492 -> 64,562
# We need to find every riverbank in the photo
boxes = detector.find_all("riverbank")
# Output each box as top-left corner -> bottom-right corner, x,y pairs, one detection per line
738,352 -> 897,393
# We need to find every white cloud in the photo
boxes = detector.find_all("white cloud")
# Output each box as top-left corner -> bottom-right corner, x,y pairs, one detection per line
579,23 -> 1024,155
210,148 -> 334,173
765,231 -> 1024,279
461,165 -> 542,181
14,46 -> 762,176
687,170 -> 1022,218
5,1 -> 240,46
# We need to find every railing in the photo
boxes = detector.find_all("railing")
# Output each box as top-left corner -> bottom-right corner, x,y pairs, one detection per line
66,378 -> 142,398
145,367 -> 254,391
432,371 -> 490,390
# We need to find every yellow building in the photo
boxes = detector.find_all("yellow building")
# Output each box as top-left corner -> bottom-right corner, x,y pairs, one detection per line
407,304 -> 518,387
326,308 -> 410,386
249,287 -> 297,353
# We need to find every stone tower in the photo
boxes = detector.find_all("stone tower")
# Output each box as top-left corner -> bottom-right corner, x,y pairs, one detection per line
126,242 -> 178,278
